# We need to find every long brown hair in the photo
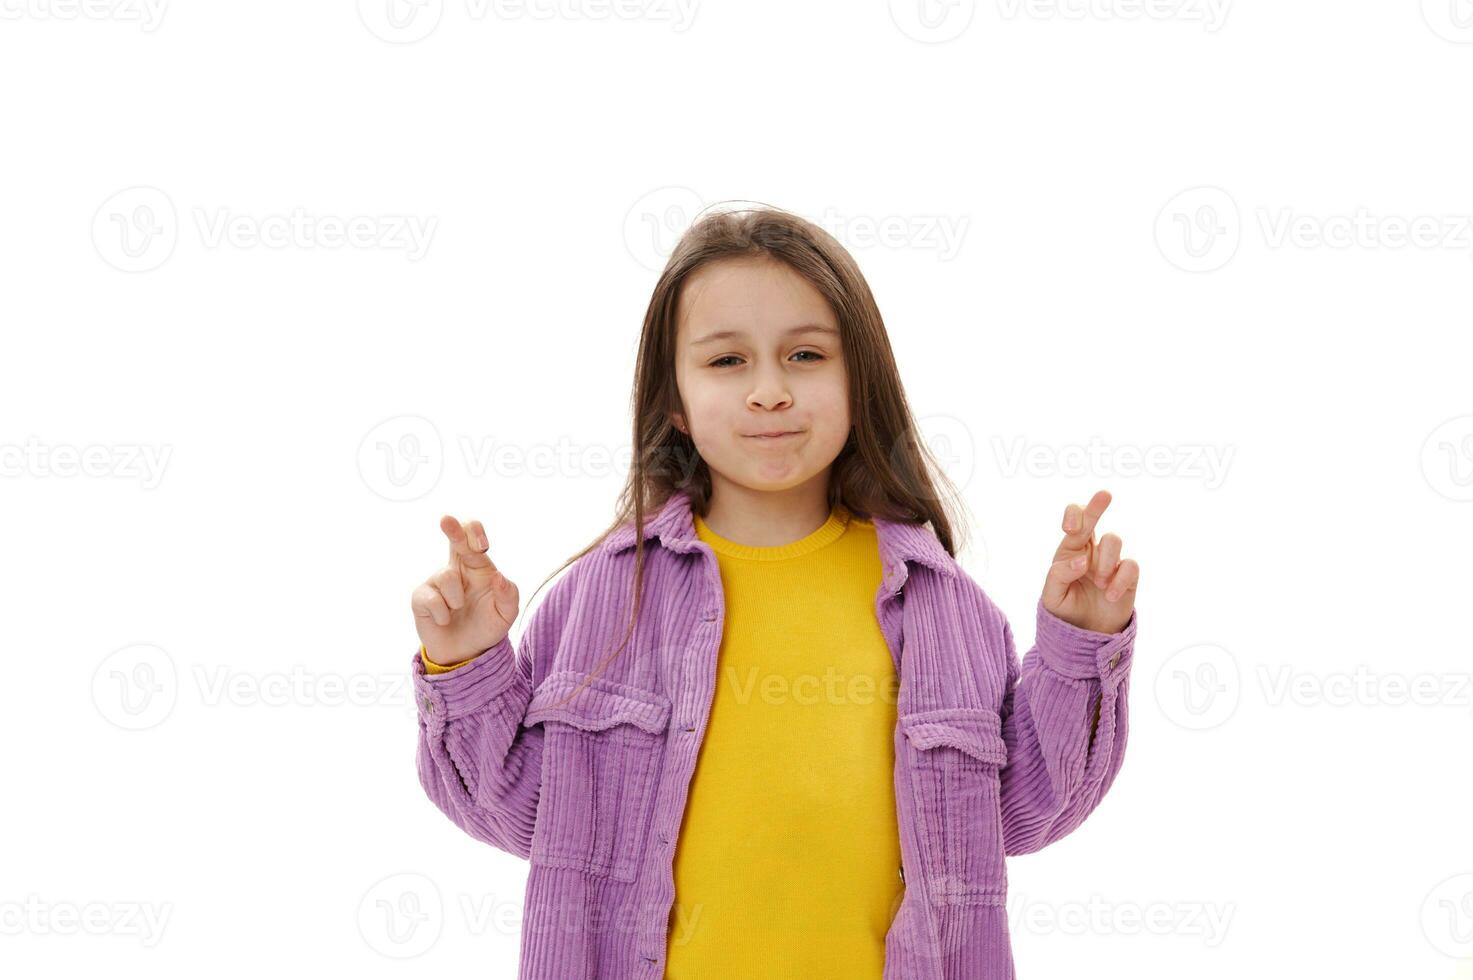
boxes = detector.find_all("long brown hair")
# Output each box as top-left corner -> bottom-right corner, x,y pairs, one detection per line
528,202 -> 969,704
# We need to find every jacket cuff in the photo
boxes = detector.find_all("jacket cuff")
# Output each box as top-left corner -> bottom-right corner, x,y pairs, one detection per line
1034,597 -> 1137,689
410,634 -> 519,719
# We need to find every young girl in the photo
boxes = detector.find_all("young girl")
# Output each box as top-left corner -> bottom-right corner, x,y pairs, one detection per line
409,205 -> 1141,980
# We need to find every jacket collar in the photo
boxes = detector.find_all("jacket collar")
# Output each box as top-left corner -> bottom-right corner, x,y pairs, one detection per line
598,487 -> 958,583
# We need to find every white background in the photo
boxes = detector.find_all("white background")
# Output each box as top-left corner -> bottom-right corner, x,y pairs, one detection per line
3,1 -> 1472,977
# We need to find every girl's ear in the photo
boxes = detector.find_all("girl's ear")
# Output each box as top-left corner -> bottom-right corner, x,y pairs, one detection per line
670,412 -> 687,434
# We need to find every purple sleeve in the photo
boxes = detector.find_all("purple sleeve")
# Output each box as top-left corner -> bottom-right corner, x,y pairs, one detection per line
997,597 -> 1139,856
411,630 -> 544,859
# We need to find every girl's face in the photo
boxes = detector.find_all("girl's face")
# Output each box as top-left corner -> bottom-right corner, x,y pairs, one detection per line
671,255 -> 851,496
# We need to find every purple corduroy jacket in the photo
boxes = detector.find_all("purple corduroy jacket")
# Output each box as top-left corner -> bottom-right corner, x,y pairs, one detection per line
411,488 -> 1139,979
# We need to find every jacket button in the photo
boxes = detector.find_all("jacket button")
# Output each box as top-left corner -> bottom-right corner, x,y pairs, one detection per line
1107,654 -> 1119,670
701,609 -> 717,621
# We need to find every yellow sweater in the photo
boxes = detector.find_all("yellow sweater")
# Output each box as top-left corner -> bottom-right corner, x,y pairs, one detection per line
420,504 -> 905,977
420,647 -> 469,674
665,503 -> 903,978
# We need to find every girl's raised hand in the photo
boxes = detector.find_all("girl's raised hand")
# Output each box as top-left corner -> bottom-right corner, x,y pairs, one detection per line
1040,489 -> 1139,635
411,516 -> 520,666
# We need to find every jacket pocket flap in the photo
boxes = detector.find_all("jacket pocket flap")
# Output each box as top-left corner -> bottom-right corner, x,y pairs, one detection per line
899,707 -> 1007,765
525,670 -> 672,736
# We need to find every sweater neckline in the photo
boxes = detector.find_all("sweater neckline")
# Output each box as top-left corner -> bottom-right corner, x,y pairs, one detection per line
693,504 -> 851,561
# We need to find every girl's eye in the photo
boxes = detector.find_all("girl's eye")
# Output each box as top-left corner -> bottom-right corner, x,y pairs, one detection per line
707,351 -> 825,368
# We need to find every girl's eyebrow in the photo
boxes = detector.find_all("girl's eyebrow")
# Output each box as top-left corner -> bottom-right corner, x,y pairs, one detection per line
691,323 -> 839,345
